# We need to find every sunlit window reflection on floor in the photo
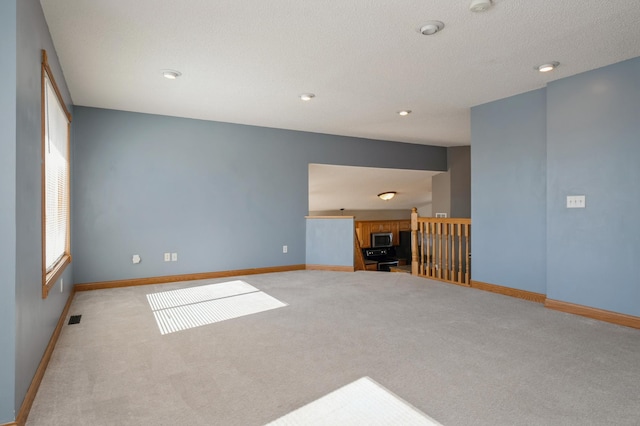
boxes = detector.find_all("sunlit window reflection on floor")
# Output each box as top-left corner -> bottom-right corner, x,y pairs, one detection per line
265,377 -> 442,426
147,280 -> 287,335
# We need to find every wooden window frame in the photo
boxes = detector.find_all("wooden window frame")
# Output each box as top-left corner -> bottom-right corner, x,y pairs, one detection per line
41,49 -> 72,298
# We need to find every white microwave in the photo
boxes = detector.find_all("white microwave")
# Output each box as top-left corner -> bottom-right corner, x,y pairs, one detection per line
371,232 -> 393,248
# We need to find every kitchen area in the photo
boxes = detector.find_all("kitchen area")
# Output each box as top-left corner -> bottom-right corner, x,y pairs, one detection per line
356,219 -> 412,272
305,217 -> 414,273
307,152 -> 470,274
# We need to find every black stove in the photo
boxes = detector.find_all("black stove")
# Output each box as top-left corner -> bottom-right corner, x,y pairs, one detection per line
363,248 -> 399,271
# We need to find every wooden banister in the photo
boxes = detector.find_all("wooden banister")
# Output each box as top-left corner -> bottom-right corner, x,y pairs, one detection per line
411,208 -> 419,275
411,208 -> 471,286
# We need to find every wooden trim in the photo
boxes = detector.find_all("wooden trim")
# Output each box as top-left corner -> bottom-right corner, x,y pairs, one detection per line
42,254 -> 71,298
424,275 -> 471,288
305,216 -> 355,219
41,50 -> 72,122
1,422 -> 18,426
470,280 -> 546,303
40,50 -> 46,299
16,288 -> 76,426
545,299 -> 640,329
41,49 -> 73,298
75,265 -> 307,291
354,219 -> 410,223
306,264 -> 355,272
416,217 -> 471,225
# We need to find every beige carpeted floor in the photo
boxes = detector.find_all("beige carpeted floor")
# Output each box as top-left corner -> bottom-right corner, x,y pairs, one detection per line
27,270 -> 640,425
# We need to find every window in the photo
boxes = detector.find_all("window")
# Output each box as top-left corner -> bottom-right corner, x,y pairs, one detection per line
41,50 -> 72,298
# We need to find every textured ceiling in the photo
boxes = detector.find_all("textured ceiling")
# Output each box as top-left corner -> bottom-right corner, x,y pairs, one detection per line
40,0 -> 640,147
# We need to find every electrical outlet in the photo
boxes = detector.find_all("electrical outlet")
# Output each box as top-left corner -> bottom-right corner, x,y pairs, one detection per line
132,254 -> 141,264
60,278 -> 64,293
171,252 -> 178,261
283,245 -> 288,254
164,252 -> 171,262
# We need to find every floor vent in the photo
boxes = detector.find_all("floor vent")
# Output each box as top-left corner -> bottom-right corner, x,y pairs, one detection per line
68,315 -> 82,325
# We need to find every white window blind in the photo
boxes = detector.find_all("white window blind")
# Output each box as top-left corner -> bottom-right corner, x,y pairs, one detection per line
44,72 -> 70,272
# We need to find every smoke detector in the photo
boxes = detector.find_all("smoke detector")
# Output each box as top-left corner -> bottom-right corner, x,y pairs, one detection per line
470,0 -> 492,12
419,21 -> 445,36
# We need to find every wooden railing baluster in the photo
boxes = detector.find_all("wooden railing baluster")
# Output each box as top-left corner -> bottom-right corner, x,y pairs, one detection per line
446,223 -> 451,281
457,223 -> 462,284
465,223 -> 470,285
419,222 -> 424,275
438,224 -> 442,279
424,222 -> 429,276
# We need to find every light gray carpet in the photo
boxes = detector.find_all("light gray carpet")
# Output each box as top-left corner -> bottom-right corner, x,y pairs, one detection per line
27,271 -> 640,425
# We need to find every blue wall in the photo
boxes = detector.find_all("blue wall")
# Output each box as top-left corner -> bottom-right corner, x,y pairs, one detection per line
546,58 -> 640,316
471,89 -> 547,294
13,0 -> 75,417
471,57 -> 640,317
72,107 -> 447,284
0,1 -> 17,422
306,218 -> 354,267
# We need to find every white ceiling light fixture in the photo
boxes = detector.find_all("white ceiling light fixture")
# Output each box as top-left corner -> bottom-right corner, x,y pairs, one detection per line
300,93 -> 315,101
378,191 -> 397,201
398,110 -> 411,116
536,62 -> 560,72
418,21 -> 445,36
469,0 -> 492,12
162,70 -> 182,80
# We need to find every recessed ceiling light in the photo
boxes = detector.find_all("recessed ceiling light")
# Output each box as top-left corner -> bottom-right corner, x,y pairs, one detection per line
418,21 -> 445,36
300,93 -> 315,101
469,0 -> 492,12
536,62 -> 560,73
398,110 -> 412,116
162,70 -> 182,79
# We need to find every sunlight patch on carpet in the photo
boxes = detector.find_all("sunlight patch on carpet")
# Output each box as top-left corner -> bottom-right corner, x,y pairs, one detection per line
147,280 -> 287,335
265,377 -> 442,426
147,280 -> 259,310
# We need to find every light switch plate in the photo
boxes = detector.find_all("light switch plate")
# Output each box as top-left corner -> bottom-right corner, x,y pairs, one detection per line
566,195 -> 586,208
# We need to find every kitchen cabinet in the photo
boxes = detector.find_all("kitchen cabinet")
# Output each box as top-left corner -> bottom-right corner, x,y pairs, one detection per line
371,222 -> 392,232
355,220 -> 411,248
365,262 -> 378,271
